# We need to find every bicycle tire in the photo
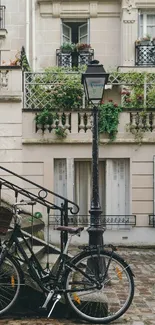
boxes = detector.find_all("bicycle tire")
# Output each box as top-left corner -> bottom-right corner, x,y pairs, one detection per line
65,249 -> 134,324
0,252 -> 23,315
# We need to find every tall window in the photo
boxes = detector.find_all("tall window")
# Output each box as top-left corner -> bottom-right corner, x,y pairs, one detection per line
54,159 -> 130,227
139,12 -> 155,38
61,20 -> 89,44
74,160 -> 106,225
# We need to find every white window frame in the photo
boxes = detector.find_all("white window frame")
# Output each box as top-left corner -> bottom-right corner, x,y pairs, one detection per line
78,22 -> 89,44
61,22 -> 72,44
61,19 -> 90,45
139,11 -> 155,38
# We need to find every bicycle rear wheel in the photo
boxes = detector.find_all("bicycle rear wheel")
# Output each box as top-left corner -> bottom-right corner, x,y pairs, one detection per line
0,252 -> 23,315
65,250 -> 134,324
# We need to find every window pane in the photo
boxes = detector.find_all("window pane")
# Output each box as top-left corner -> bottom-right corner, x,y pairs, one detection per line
79,35 -> 87,43
63,25 -> 70,38
79,23 -> 88,43
147,14 -> 155,37
80,24 -> 87,36
62,23 -> 71,43
140,26 -> 143,38
147,14 -> 155,25
147,26 -> 155,37
140,14 -> 143,25
63,35 -> 70,43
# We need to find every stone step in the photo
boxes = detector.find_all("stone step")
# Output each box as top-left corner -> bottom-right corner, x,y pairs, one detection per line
39,253 -> 59,270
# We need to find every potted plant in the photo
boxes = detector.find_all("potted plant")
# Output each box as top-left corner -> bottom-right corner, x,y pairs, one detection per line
60,42 -> 75,53
138,35 -> 151,46
76,43 -> 91,52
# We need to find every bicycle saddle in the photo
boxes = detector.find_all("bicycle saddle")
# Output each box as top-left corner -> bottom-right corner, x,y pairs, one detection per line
56,226 -> 84,234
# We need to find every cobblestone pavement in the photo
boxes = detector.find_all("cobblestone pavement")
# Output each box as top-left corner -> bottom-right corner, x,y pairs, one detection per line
1,248 -> 155,325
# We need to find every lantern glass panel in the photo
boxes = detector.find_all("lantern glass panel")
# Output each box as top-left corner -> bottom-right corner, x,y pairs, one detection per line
85,77 -> 106,103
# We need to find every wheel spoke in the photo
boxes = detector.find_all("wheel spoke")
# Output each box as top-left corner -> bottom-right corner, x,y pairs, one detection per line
65,251 -> 134,323
0,255 -> 21,315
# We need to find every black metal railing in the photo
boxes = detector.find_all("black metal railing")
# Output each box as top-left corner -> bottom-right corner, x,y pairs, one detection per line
135,43 -> 155,66
149,215 -> 155,227
0,6 -> 5,29
49,214 -> 136,228
56,49 -> 94,68
0,166 -> 79,252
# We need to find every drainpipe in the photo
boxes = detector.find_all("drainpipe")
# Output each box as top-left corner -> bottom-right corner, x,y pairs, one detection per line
26,0 -> 30,61
32,0 -> 36,71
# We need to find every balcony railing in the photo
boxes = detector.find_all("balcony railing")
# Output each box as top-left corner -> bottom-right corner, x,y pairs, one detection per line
0,6 -> 5,29
149,215 -> 155,227
34,111 -> 155,135
49,214 -> 136,229
56,49 -> 94,68
130,112 -> 155,132
24,71 -> 155,110
135,43 -> 155,66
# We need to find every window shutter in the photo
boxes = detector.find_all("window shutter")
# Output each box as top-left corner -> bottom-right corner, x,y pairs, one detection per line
118,160 -> 125,215
54,159 -> 67,211
106,159 -> 130,229
99,161 -> 106,215
67,158 -> 74,202
74,161 -> 91,224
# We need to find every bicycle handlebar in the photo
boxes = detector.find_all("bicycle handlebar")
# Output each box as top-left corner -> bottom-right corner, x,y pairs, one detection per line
13,200 -> 37,207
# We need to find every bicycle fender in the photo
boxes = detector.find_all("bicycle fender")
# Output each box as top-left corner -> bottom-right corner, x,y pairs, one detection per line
68,249 -> 135,277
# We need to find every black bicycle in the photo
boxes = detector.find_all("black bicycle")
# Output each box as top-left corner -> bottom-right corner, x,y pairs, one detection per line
0,201 -> 134,323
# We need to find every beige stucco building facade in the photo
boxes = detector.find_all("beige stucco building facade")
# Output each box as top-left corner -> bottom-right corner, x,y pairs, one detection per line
1,0 -> 155,245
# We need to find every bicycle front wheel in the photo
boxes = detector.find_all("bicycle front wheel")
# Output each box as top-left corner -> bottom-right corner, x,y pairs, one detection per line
0,253 -> 22,315
65,250 -> 134,324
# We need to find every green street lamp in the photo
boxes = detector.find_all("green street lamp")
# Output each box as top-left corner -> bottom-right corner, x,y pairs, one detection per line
81,60 -> 109,247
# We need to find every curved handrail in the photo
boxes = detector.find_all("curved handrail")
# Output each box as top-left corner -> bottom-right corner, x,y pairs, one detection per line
0,166 -> 79,215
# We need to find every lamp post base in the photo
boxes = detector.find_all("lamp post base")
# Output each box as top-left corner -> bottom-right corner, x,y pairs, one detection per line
88,208 -> 105,247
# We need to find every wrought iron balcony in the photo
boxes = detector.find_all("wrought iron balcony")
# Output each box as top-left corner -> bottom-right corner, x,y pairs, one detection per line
49,214 -> 136,229
149,215 -> 155,227
0,6 -> 6,29
135,43 -> 155,66
56,49 -> 94,68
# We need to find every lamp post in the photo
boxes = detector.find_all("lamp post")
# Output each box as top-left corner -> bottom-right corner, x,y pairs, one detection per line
81,60 -> 109,247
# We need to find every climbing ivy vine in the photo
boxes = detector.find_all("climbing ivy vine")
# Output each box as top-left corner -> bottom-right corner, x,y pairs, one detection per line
98,100 -> 122,141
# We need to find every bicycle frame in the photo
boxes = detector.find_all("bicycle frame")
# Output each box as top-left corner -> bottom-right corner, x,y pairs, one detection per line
2,224 -> 51,292
1,224 -> 101,297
